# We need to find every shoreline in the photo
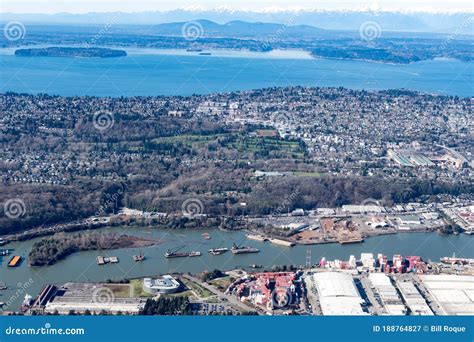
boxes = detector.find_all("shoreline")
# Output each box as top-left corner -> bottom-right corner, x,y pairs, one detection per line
1,218 -> 465,251
2,45 -> 471,65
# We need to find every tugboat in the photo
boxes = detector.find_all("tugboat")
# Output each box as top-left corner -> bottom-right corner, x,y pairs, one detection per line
249,264 -> 263,269
133,251 -> 145,262
20,293 -> 33,312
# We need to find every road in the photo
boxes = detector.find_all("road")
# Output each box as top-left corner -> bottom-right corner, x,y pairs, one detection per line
182,274 -> 257,313
360,275 -> 384,315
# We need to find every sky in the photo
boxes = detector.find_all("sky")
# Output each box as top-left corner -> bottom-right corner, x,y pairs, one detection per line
1,0 -> 473,14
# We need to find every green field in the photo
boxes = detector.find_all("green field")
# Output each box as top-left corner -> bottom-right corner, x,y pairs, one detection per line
209,276 -> 233,291
181,278 -> 214,299
293,171 -> 325,177
150,132 -> 306,159
130,279 -> 154,298
152,134 -> 224,147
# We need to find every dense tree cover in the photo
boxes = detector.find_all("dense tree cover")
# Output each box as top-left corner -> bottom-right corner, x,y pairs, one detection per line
201,269 -> 225,282
1,90 -> 471,236
141,297 -> 191,315
28,232 -> 153,266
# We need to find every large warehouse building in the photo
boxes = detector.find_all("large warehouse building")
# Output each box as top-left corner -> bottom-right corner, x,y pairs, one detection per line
44,283 -> 145,315
312,272 -> 366,315
420,275 -> 474,315
368,273 -> 406,315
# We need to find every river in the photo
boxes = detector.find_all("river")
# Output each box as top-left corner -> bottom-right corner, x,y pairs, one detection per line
0,226 -> 472,310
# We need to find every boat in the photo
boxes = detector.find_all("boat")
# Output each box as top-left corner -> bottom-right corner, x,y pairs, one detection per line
165,250 -> 201,258
249,264 -> 263,268
208,247 -> 229,255
0,249 -> 10,256
199,52 -> 211,56
231,243 -> 260,254
7,255 -> 22,267
96,256 -> 106,265
440,253 -> 474,265
21,294 -> 33,308
338,237 -> 364,244
186,48 -> 202,52
133,251 -> 145,261
109,256 -> 119,263
202,233 -> 211,240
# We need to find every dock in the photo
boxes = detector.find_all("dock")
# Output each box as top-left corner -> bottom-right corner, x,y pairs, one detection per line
338,237 -> 364,244
269,238 -> 295,247
245,234 -> 267,242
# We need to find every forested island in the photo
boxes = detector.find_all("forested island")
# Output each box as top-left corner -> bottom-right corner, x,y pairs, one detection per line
5,21 -> 473,64
28,232 -> 157,266
14,47 -> 127,58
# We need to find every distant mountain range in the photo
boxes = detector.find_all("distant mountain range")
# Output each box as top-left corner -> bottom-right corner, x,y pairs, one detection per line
138,20 -> 326,38
1,10 -> 473,35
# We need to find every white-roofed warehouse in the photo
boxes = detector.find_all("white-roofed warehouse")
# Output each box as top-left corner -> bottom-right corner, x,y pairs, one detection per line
420,275 -> 474,315
311,272 -> 366,315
